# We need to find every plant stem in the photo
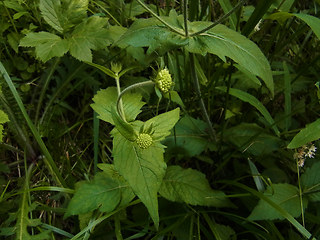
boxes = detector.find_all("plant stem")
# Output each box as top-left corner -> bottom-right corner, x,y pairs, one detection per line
189,54 -> 216,141
183,0 -> 189,37
190,0 -> 245,37
116,80 -> 154,121
297,161 -> 305,227
115,76 -> 126,122
135,0 -> 185,36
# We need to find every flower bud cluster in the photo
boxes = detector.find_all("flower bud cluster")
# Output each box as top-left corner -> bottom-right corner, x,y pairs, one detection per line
155,68 -> 173,93
136,133 -> 153,149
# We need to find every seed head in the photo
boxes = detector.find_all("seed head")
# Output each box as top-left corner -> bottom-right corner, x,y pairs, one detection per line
155,68 -> 173,93
136,133 -> 153,149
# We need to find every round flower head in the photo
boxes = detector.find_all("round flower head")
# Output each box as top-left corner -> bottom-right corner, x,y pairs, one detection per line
136,133 -> 153,149
155,68 -> 174,93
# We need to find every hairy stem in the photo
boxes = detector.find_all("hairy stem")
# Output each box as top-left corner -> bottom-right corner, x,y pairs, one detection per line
116,81 -> 154,121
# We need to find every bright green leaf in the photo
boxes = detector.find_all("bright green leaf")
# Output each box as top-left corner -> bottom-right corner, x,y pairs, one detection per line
19,32 -> 69,62
163,116 -> 208,157
301,162 -> 320,202
248,184 -> 307,220
287,118 -> 320,149
145,108 -> 180,141
188,24 -> 274,96
216,87 -> 279,136
111,108 -> 137,141
159,166 -> 232,207
91,87 -> 145,125
68,16 -> 111,62
0,110 -> 9,142
112,129 -> 167,228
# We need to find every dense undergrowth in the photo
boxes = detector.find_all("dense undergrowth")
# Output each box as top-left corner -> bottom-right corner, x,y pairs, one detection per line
1,0 -> 320,239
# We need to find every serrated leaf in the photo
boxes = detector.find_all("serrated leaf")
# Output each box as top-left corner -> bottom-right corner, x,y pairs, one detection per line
39,0 -> 65,33
301,162 -> 320,202
188,24 -> 274,96
216,87 -> 279,136
40,0 -> 88,33
288,119 -> 320,149
68,16 -> 111,62
112,129 -> 167,228
97,163 -> 136,207
91,87 -> 145,125
145,108 -> 180,141
163,116 -> 208,157
159,166 -> 231,207
248,184 -> 307,220
20,32 -> 69,62
65,171 -> 134,217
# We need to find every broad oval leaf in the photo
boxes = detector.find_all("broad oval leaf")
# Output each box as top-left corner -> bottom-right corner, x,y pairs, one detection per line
287,118 -> 320,149
301,162 -> 320,202
188,24 -> 274,96
112,130 -> 167,228
248,183 -> 307,220
159,165 -> 232,207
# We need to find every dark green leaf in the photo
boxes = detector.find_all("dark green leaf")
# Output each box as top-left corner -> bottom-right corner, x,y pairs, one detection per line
301,162 -> 320,202
248,184 -> 307,220
188,24 -> 274,96
159,166 -> 232,207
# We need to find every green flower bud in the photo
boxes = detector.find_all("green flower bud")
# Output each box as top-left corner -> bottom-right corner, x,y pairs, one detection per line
136,133 -> 153,149
155,68 -> 173,93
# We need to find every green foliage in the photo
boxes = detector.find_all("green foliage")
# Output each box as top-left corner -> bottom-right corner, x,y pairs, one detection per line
301,162 -> 320,202
65,167 -> 134,217
159,165 -> 231,207
248,184 -> 307,221
287,119 -> 320,149
0,109 -> 9,142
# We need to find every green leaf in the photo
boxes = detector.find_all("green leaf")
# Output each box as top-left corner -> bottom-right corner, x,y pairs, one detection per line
294,13 -> 320,40
248,184 -> 307,220
287,118 -> 320,149
163,116 -> 208,157
111,108 -> 137,141
301,162 -> 320,202
91,87 -> 145,125
39,0 -> 88,33
116,16 -> 187,55
65,171 -> 134,217
68,16 -> 111,62
159,166 -> 232,207
224,123 -> 281,156
112,130 -> 167,228
145,108 -> 180,141
19,32 -> 69,62
188,24 -> 274,96
39,0 -> 65,33
0,110 -> 9,143
216,87 -> 279,136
